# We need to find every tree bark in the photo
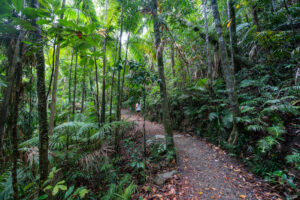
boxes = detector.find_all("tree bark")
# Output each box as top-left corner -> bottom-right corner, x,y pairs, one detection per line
211,0 -> 240,145
32,0 -> 49,189
11,58 -> 23,200
81,65 -> 86,113
72,50 -> 78,115
0,32 -> 24,152
68,50 -> 74,117
101,0 -> 108,124
109,39 -> 119,122
251,4 -> 261,31
49,0 -> 66,135
115,4 -> 124,153
94,48 -> 101,126
152,0 -> 175,155
170,43 -> 175,77
120,32 -> 130,111
203,0 -> 213,93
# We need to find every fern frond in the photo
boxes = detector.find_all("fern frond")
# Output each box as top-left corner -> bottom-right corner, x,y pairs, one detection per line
246,124 -> 265,132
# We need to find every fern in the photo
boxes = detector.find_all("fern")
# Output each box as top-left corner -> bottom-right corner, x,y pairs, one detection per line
208,112 -> 218,121
257,136 -> 279,153
267,126 -> 285,137
247,125 -> 265,132
285,151 -> 300,166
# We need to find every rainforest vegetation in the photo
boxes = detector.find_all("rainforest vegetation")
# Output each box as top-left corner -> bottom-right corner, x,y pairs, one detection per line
0,0 -> 299,199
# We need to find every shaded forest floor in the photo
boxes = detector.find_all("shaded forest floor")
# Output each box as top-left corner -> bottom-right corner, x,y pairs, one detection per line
121,110 -> 282,200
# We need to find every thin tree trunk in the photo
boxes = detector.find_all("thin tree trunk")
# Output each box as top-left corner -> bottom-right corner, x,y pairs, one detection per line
203,0 -> 213,93
227,0 -> 239,72
170,43 -> 175,77
120,32 -> 130,110
46,39 -> 56,99
49,0 -> 66,135
101,0 -> 108,124
251,4 -> 261,31
143,82 -> 146,157
152,0 -> 175,155
81,65 -> 86,113
69,50 -> 74,117
94,48 -> 101,126
32,0 -> 49,190
73,50 -> 78,115
115,4 -> 124,153
211,0 -> 240,145
109,39 -> 119,123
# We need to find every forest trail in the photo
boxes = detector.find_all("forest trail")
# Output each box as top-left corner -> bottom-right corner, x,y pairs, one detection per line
122,110 -> 280,200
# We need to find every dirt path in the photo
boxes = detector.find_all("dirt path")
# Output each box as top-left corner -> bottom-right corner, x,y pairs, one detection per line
122,110 -> 280,200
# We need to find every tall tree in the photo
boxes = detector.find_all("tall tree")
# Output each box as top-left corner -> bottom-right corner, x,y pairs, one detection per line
32,0 -> 49,189
101,0 -> 108,124
73,49 -> 78,115
152,0 -> 175,155
49,0 -> 66,135
211,0 -> 240,145
68,50 -> 74,117
94,48 -> 101,125
109,39 -> 119,123
120,32 -> 130,112
115,4 -> 124,152
0,32 -> 23,155
170,43 -> 175,77
81,64 -> 86,113
10,57 -> 23,200
202,0 -> 213,92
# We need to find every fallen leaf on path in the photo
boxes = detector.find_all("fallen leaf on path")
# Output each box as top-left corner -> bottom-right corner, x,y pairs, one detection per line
239,194 -> 246,199
199,191 -> 203,195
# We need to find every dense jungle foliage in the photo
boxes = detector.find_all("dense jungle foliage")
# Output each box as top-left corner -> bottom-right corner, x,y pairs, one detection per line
0,0 -> 299,199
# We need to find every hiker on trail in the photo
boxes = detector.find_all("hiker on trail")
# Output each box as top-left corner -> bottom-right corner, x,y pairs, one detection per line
136,101 -> 141,120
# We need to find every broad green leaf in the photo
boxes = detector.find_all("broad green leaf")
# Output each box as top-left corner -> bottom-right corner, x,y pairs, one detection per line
79,188 -> 89,198
36,194 -> 48,200
12,0 -> 23,12
64,186 -> 74,198
59,185 -> 67,191
38,0 -> 51,10
52,185 -> 59,196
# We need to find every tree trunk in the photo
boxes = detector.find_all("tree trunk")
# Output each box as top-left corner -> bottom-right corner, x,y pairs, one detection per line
109,39 -> 119,122
152,0 -> 175,155
101,0 -> 108,124
0,32 -> 23,152
115,4 -> 124,153
81,65 -> 86,113
227,0 -> 239,72
72,50 -> 78,115
170,43 -> 175,77
11,59 -> 23,200
203,0 -> 213,93
32,0 -> 49,189
120,32 -> 130,111
68,50 -> 74,117
94,49 -> 101,126
211,0 -> 240,145
49,0 -> 66,135
46,40 -> 56,99
251,4 -> 261,31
